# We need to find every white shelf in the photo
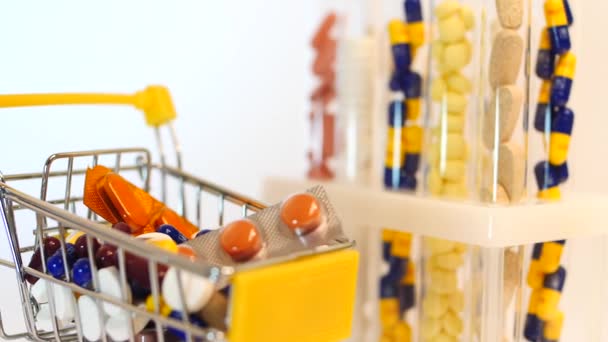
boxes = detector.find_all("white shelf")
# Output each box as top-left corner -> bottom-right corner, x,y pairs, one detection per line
262,177 -> 608,248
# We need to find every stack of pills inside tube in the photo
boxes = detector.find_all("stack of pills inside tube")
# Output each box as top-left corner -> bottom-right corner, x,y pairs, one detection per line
421,1 -> 474,341
384,0 -> 425,191
308,13 -> 337,180
427,0 -> 474,199
379,229 -> 415,342
525,1 -> 574,341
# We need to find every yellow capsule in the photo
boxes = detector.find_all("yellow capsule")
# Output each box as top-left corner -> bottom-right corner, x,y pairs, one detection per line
145,295 -> 172,317
388,19 -> 410,45
538,186 -> 561,201
380,298 -> 400,329
146,238 -> 178,253
549,133 -> 570,166
544,0 -> 569,28
382,229 -> 396,242
402,263 -> 415,285
407,22 -> 425,47
406,98 -> 421,121
537,289 -> 561,320
527,260 -> 544,289
403,126 -> 423,154
66,231 -> 85,245
544,310 -> 564,340
391,232 -> 413,258
539,80 -> 552,103
555,52 -> 576,78
538,242 -> 564,273
392,321 -> 412,342
540,27 -> 552,50
527,289 -> 542,315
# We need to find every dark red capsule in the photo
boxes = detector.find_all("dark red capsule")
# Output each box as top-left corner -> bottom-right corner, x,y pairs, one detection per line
95,244 -> 118,269
75,235 -> 101,259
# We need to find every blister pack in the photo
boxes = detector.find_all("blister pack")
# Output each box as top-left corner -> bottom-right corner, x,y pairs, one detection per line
187,185 -> 349,266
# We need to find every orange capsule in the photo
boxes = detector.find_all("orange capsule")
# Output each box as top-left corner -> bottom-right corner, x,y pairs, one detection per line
220,220 -> 263,262
279,193 -> 323,235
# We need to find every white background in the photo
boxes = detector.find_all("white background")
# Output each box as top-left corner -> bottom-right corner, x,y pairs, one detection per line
0,0 -> 605,340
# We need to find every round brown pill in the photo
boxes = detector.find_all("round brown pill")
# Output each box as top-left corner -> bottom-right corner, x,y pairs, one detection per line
220,220 -> 263,262
279,193 -> 322,235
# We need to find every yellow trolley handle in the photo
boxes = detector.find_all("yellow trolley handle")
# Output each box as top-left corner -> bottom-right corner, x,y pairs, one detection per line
0,85 -> 176,127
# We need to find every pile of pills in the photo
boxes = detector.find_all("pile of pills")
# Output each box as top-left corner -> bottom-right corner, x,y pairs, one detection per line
379,229 -> 415,342
308,13 -> 337,180
384,0 -> 425,190
526,2 -> 574,340
420,237 -> 465,341
478,0 -> 526,204
427,0 -> 474,199
28,221 -> 219,341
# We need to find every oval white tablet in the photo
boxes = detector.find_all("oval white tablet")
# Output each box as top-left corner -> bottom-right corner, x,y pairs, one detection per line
36,304 -> 65,332
162,267 -> 214,313
31,279 -> 49,304
51,283 -> 75,321
105,309 -> 149,342
98,266 -> 132,316
78,295 -> 104,341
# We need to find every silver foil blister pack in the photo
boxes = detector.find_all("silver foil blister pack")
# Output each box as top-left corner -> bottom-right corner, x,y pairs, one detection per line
186,185 -> 349,267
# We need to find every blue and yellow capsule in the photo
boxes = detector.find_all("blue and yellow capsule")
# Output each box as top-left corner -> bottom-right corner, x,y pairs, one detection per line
549,106 -> 574,166
403,153 -> 420,175
382,229 -> 396,262
538,240 -> 566,273
536,28 -> 555,80
535,161 -> 562,200
537,266 -> 566,320
542,310 -> 564,342
544,0 -> 571,54
534,81 -> 552,133
380,278 -> 400,329
551,52 -> 576,107
524,290 -> 545,341
404,0 -> 424,49
399,263 -> 415,313
388,19 -> 412,72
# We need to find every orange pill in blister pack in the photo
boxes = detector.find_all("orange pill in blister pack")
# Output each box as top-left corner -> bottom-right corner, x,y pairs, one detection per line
220,219 -> 264,262
83,165 -> 199,238
279,193 -> 324,236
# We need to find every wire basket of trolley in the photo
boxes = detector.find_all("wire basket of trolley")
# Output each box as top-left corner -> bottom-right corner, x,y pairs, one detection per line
0,86 -> 359,342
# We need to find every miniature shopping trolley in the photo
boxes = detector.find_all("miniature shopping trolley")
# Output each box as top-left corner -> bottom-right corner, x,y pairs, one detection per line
0,86 -> 359,342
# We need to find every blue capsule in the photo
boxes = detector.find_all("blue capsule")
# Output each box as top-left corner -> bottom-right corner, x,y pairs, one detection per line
384,167 -> 403,189
532,243 -> 543,260
403,153 -> 420,175
167,310 -> 208,341
563,0 -> 573,26
72,258 -> 92,288
535,161 -> 560,191
551,107 -> 574,135
46,243 -> 76,279
551,78 -> 573,107
391,44 -> 412,72
547,26 -> 571,55
157,224 -> 188,244
400,174 -> 417,190
380,276 -> 400,298
536,50 -> 555,80
552,162 -> 569,184
404,0 -> 423,23
524,313 -> 545,341
403,72 -> 422,98
543,266 -> 566,292
399,285 -> 415,313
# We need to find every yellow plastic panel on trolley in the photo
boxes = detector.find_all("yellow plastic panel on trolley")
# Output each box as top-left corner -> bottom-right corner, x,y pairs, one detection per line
228,249 -> 359,342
